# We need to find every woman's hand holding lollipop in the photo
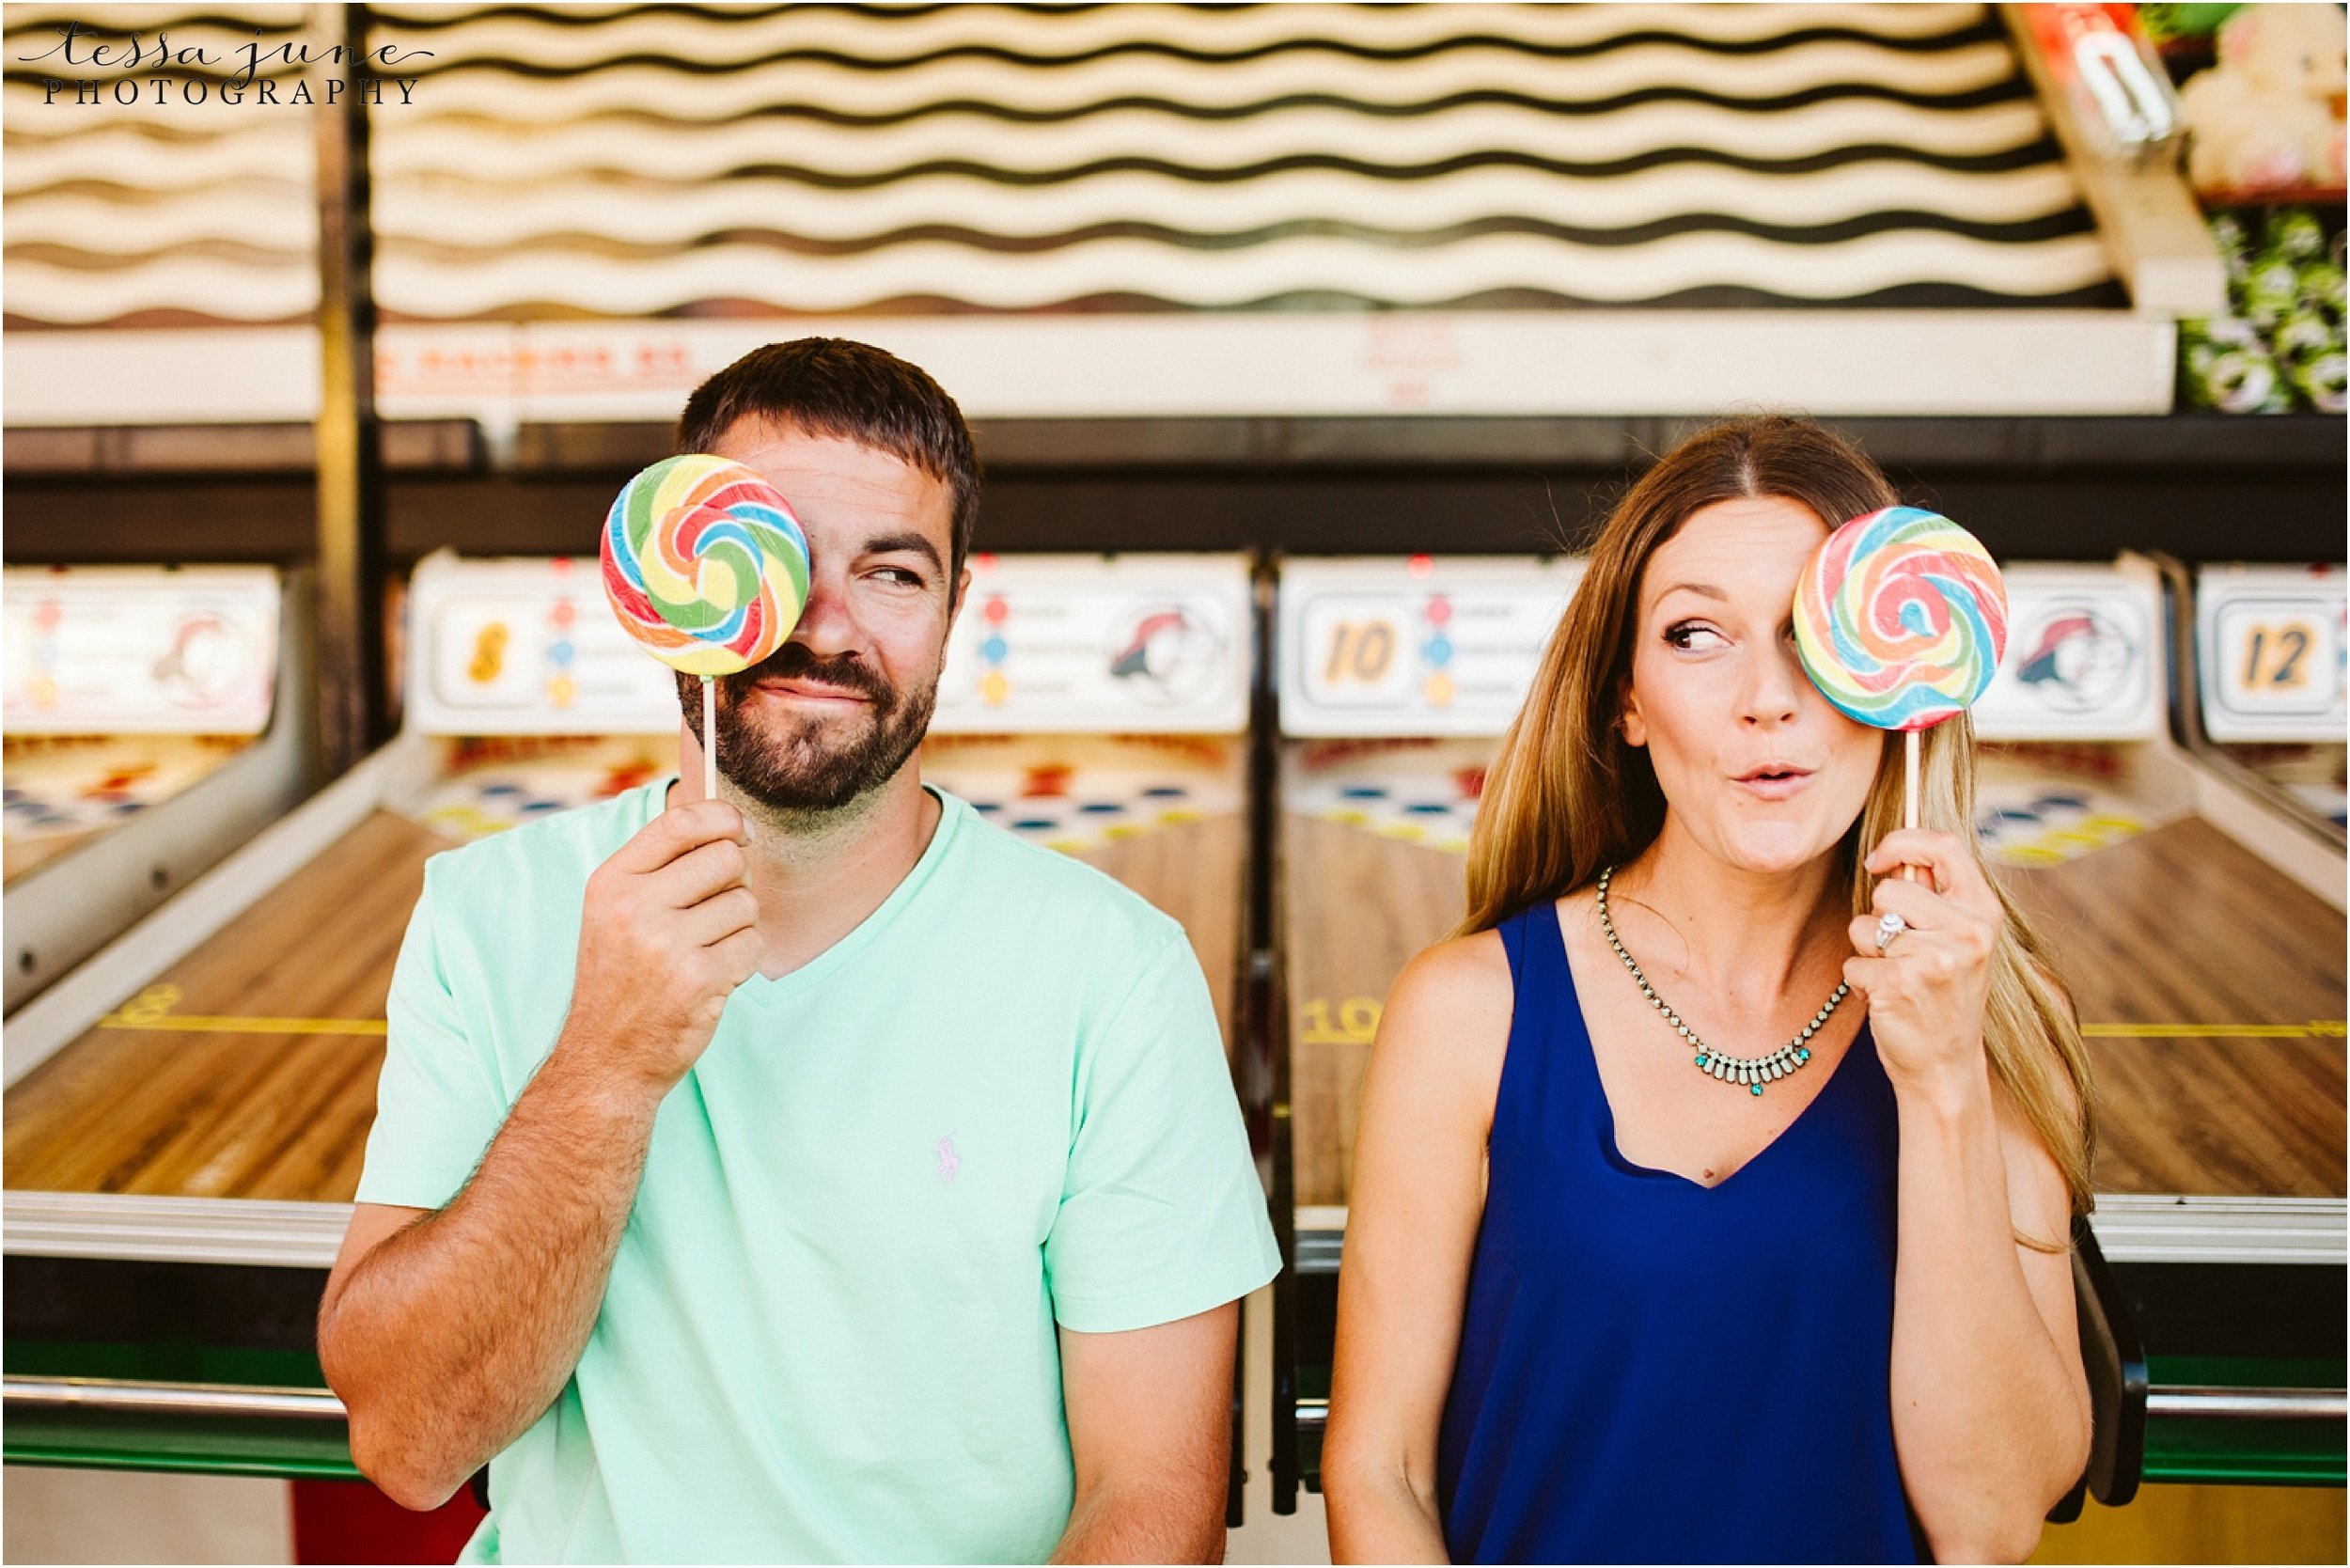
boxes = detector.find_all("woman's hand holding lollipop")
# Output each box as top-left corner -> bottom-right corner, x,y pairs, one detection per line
1842,828 -> 2004,1100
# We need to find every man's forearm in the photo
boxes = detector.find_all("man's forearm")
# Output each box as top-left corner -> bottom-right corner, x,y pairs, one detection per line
321,1033 -> 666,1508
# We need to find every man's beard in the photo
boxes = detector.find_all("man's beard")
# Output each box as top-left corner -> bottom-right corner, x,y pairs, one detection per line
679,644 -> 936,814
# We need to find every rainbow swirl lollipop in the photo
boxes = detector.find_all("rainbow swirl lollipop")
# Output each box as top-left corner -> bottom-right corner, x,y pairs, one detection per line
1794,506 -> 2007,732
601,454 -> 810,678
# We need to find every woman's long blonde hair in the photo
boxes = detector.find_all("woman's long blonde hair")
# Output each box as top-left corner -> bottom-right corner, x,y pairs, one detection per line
1459,416 -> 2094,1233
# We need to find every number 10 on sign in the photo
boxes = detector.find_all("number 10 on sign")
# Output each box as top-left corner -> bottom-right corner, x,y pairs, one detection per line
1302,598 -> 1412,707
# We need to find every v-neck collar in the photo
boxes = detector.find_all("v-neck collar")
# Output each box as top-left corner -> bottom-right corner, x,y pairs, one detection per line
643,776 -> 966,1010
1544,894 -> 1873,1194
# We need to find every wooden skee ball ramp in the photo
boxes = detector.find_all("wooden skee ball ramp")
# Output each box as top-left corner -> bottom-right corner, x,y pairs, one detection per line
2002,816 -> 2345,1201
4,812 -> 453,1203
1281,732 -> 1496,1212
1285,816 -> 1466,1210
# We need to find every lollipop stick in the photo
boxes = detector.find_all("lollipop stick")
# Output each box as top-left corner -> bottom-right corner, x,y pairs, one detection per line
701,676 -> 718,802
1900,729 -> 1921,884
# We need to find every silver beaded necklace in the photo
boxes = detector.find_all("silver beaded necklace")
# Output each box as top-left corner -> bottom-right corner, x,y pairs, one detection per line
1593,865 -> 1849,1098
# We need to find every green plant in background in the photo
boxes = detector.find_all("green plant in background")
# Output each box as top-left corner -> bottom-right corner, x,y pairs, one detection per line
2181,208 -> 2346,413
2138,4 -> 2244,47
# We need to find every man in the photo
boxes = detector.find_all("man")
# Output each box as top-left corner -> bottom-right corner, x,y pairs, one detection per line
320,338 -> 1280,1563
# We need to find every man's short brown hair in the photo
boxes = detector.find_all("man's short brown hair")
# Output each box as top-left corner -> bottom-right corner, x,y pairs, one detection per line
677,337 -> 980,587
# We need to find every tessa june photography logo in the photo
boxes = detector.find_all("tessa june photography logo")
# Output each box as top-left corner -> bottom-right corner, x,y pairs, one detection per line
22,20 -> 432,106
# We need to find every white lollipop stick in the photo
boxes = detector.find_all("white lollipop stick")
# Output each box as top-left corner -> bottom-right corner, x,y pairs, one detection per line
702,676 -> 718,802
1902,729 -> 1921,883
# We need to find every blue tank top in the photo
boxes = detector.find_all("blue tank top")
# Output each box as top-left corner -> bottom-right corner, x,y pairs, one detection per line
1436,897 -> 1924,1564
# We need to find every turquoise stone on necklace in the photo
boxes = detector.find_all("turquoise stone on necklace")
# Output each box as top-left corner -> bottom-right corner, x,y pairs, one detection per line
1597,865 -> 1850,1099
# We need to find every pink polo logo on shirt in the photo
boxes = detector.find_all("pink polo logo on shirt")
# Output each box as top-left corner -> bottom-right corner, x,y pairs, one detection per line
934,1134 -> 962,1185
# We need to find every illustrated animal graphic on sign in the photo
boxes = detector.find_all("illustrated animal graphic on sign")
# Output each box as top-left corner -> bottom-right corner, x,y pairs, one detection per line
1107,604 -> 1220,706
150,612 -> 252,709
2013,604 -> 2134,713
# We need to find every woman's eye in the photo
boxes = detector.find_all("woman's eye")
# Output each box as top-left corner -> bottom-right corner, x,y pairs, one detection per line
1665,621 -> 1724,651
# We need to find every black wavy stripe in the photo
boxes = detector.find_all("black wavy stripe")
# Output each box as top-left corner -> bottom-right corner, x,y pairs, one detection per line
801,278 -> 2129,310
2,239 -> 304,269
351,207 -> 2100,263
11,13 -> 2004,65
3,200 -> 2101,270
465,140 -> 2071,188
377,3 -> 1388,20
0,142 -> 2079,206
1447,279 -> 2129,308
0,271 -> 2127,331
3,167 -> 302,191
328,78 -> 2036,127
362,4 -> 2002,63
5,4 -> 2006,65
355,275 -> 2137,322
2,67 -> 2034,131
2,283 -> 2127,331
0,75 -> 2034,121
1,307 -> 317,330
0,161 -> 2077,208
0,122 -> 251,148
1077,279 -> 2130,308
0,178 -> 303,204
365,20 -> 2012,77
0,2 -> 969,32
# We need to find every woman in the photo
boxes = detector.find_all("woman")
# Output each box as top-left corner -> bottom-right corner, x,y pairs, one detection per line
1321,416 -> 2094,1565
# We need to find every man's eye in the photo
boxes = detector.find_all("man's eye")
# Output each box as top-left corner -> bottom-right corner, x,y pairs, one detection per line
872,567 -> 923,587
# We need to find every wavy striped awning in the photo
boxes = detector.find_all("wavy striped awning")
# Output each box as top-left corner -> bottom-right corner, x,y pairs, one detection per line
4,2 -> 2122,328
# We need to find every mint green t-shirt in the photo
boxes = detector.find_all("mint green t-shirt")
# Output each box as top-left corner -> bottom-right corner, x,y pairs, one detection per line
355,781 -> 1279,1563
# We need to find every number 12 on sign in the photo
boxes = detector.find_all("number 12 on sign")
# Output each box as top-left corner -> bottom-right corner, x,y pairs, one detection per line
2241,621 -> 2314,690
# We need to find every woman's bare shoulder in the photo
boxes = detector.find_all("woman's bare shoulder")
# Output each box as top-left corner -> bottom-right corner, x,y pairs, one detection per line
1347,929 -> 1510,1152
1371,924 -> 1518,1090
1389,927 -> 1511,1014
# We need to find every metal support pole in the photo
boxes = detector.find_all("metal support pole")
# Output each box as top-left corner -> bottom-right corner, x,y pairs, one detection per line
312,2 -> 386,776
1257,560 -> 1302,1517
6,1376 -> 348,1423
